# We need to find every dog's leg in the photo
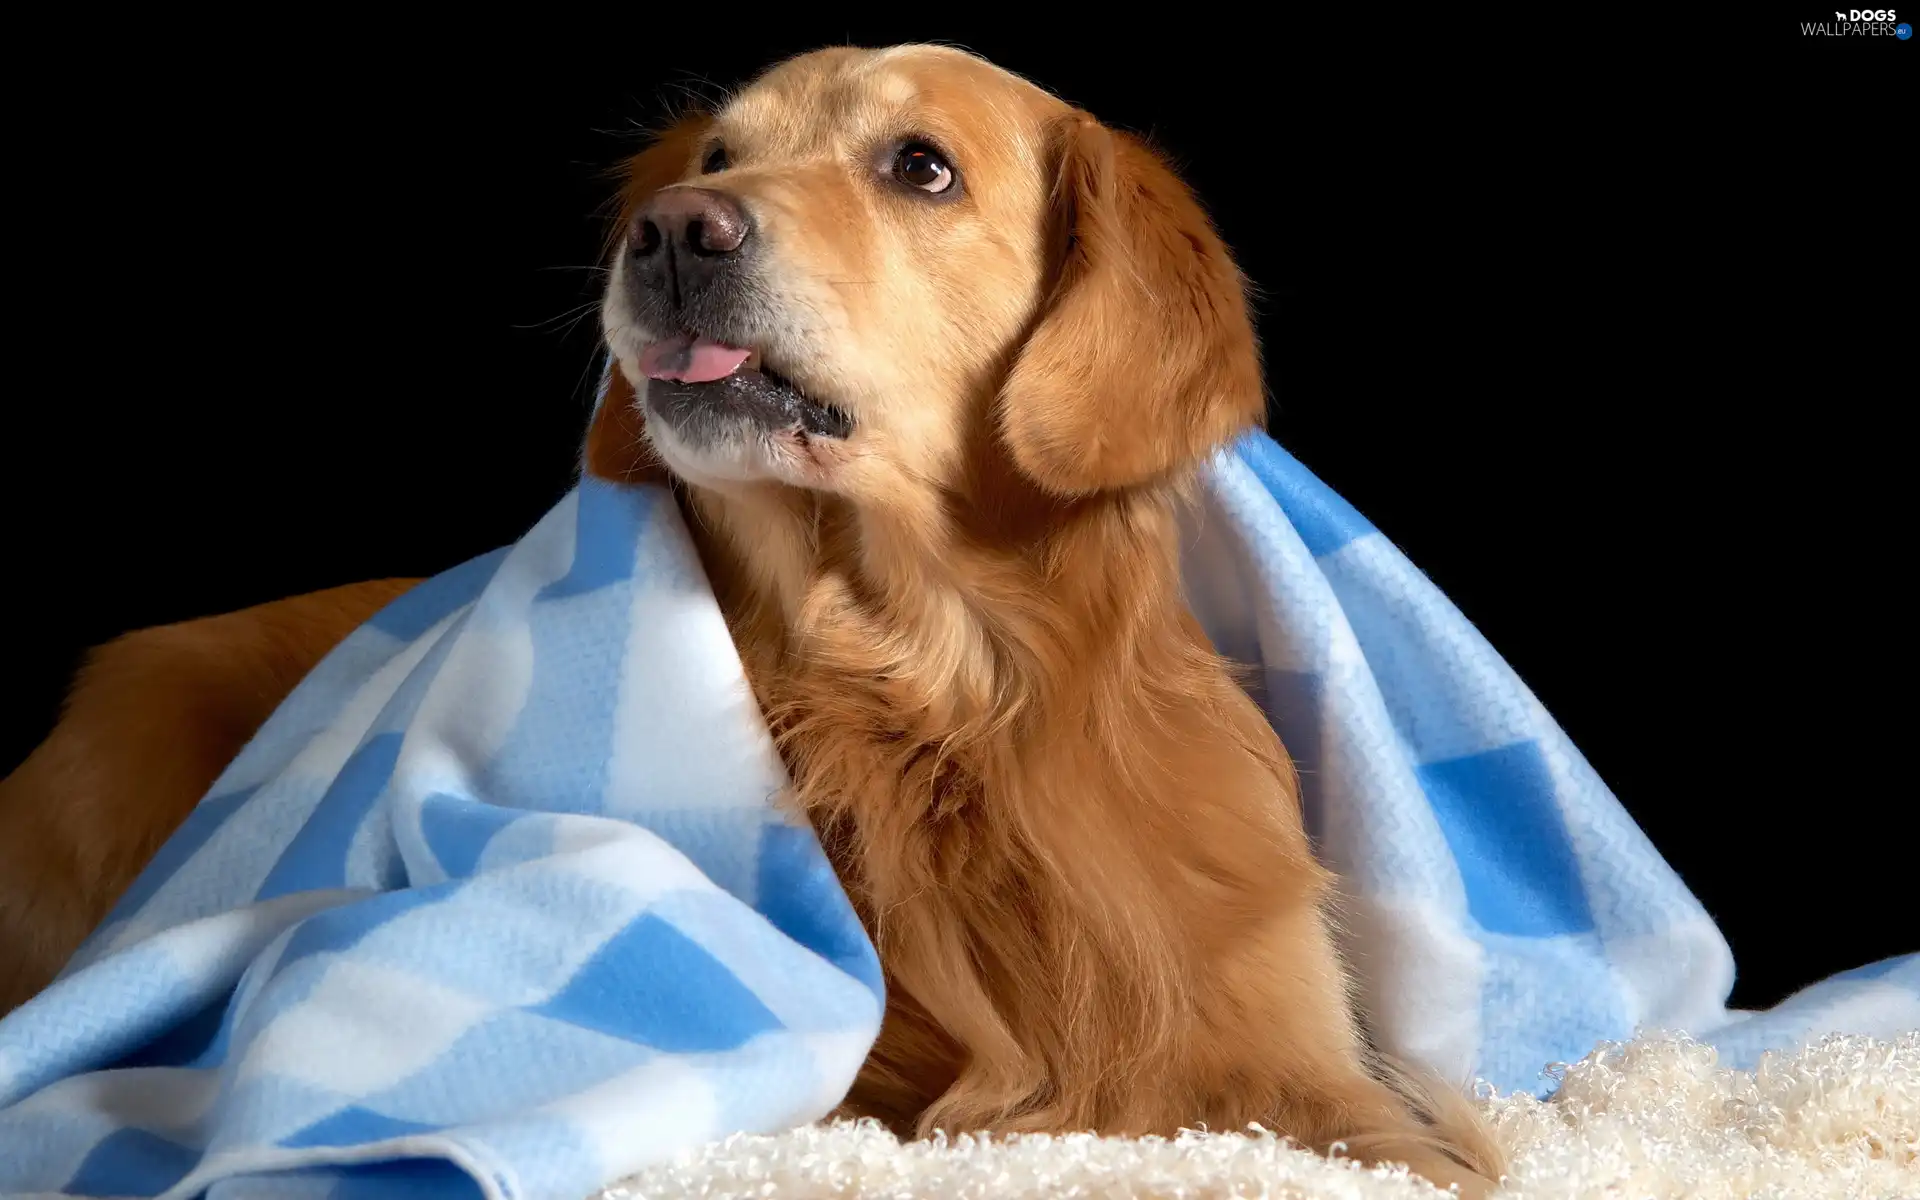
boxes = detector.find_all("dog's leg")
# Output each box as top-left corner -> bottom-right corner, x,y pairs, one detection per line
891,866 -> 1502,1196
0,579 -> 417,1014
1176,898 -> 1504,1196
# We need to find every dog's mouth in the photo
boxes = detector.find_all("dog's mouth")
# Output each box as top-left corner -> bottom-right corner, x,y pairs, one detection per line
638,334 -> 854,441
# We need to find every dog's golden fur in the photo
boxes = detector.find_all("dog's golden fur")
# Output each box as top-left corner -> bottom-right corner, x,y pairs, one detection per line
0,580 -> 419,1010
1,46 -> 1500,1195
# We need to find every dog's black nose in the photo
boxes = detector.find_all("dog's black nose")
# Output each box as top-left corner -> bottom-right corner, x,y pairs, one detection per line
629,187 -> 751,307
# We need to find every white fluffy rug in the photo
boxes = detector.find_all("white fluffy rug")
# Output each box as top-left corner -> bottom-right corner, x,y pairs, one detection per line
599,1033 -> 1919,1199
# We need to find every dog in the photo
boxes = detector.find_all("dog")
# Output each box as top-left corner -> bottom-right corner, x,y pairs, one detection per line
0,45 -> 1502,1195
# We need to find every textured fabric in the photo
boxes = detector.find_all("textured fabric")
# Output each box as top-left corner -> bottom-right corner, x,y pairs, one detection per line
603,1032 -> 1920,1199
1181,435 -> 1918,1092
1,423 -> 1911,1199
0,477 -> 883,1200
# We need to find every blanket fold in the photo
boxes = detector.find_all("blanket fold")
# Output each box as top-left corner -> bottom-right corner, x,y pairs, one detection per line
1,479 -> 883,1200
2,420 -> 1911,1200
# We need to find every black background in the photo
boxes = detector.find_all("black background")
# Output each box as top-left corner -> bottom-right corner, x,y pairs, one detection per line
7,21 -> 1911,1010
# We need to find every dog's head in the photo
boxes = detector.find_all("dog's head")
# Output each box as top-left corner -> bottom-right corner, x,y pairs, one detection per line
598,44 -> 1262,508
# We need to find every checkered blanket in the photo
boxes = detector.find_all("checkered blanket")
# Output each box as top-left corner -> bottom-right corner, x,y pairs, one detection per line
1182,437 -> 1917,1092
0,474 -> 883,1200
2,422 -> 1912,1200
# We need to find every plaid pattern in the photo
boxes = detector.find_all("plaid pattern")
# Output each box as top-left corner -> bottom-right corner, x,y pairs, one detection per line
0,471 -> 882,1200
1,412 -> 1911,1199
1185,435 -> 1918,1092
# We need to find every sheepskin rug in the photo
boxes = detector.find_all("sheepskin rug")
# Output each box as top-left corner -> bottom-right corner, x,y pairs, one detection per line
599,1032 -> 1919,1199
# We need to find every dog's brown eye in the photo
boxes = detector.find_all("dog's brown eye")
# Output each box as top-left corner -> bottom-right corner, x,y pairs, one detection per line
893,142 -> 954,194
701,144 -> 729,174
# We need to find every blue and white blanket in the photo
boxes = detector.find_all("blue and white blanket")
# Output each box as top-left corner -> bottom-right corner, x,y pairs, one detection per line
2,410 -> 1913,1199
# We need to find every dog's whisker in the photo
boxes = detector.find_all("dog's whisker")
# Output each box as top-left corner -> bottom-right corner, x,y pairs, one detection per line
512,300 -> 607,334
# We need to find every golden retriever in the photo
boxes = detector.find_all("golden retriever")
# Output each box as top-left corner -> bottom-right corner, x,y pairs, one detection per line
0,45 -> 1501,1195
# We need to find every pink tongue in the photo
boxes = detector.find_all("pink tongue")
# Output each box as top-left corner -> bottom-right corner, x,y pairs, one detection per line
639,334 -> 753,383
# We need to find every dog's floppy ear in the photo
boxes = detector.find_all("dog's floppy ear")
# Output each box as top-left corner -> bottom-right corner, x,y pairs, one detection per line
998,114 -> 1264,495
585,114 -> 713,486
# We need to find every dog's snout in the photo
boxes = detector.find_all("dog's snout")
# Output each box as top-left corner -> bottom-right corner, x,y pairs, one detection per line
629,188 -> 753,313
